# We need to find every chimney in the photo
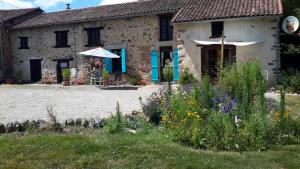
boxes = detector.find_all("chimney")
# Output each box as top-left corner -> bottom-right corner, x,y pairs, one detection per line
66,4 -> 71,10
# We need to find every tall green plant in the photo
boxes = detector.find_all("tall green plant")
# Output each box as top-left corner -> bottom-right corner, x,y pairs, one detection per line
259,77 -> 266,115
105,102 -> 123,134
280,88 -> 286,123
163,59 -> 173,93
218,61 -> 263,119
201,75 -> 213,110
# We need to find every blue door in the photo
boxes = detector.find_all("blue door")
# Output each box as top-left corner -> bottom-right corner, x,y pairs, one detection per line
173,48 -> 179,81
150,50 -> 159,82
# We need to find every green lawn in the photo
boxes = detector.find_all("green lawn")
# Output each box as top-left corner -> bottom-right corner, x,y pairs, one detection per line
0,130 -> 299,169
0,96 -> 299,169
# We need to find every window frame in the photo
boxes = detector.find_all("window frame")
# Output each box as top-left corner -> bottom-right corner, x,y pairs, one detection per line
54,30 -> 70,48
84,27 -> 104,47
210,21 -> 224,39
19,37 -> 29,49
159,15 -> 173,41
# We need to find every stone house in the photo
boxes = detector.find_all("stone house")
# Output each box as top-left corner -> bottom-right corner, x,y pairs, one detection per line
7,0 -> 283,85
0,8 -> 42,81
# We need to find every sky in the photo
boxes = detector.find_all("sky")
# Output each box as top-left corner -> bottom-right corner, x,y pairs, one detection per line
0,0 -> 138,12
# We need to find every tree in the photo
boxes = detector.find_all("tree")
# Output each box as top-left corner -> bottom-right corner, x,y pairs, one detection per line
282,0 -> 300,18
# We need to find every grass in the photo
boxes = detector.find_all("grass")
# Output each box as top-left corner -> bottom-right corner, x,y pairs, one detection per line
0,130 -> 299,169
0,96 -> 299,169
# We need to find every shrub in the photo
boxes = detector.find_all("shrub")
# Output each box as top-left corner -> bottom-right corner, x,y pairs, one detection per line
218,61 -> 263,119
127,66 -> 142,86
105,102 -> 123,134
159,60 -> 298,151
62,69 -> 71,81
179,68 -> 196,85
279,69 -> 300,93
140,90 -> 166,125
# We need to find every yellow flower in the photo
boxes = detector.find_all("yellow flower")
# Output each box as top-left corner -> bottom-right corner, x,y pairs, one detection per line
274,112 -> 280,122
284,111 -> 289,119
162,115 -> 168,121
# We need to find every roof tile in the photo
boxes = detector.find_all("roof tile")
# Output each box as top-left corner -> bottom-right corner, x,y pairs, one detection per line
12,0 -> 283,29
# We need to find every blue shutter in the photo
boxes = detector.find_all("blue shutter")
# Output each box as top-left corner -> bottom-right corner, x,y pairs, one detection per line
105,49 -> 112,73
121,48 -> 126,73
173,48 -> 179,81
150,50 -> 159,82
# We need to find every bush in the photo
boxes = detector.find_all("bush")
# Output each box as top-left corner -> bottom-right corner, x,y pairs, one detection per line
159,60 -> 298,151
62,69 -> 71,81
218,61 -> 264,119
279,69 -> 300,93
140,90 -> 166,125
127,66 -> 142,86
179,68 -> 196,85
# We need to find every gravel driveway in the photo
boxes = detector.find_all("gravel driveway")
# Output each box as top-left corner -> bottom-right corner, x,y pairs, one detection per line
0,85 -> 161,124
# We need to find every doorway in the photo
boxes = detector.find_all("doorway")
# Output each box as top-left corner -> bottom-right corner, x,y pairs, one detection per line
160,46 -> 173,82
56,60 -> 69,83
30,59 -> 42,83
201,45 -> 236,80
111,49 -> 122,73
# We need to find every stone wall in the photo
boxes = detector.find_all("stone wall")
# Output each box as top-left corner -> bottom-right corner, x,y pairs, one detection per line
11,15 -> 177,83
174,16 -> 280,85
0,9 -> 42,81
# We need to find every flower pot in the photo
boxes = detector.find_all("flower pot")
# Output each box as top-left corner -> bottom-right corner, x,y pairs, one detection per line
63,80 -> 71,86
103,79 -> 109,86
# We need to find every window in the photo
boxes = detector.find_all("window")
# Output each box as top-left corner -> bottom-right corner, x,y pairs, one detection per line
160,16 -> 173,41
19,37 -> 29,49
85,27 -> 103,47
55,31 -> 69,48
111,49 -> 122,73
211,21 -> 224,38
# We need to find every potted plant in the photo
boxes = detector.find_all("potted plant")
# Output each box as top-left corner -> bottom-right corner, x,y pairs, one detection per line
102,69 -> 109,86
62,68 -> 71,86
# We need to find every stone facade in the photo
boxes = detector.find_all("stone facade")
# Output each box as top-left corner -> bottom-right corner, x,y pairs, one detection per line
11,15 -> 177,83
0,9 -> 42,81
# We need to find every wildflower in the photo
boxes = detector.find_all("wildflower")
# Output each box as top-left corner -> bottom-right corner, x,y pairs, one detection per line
284,111 -> 289,119
274,112 -> 280,122
162,115 -> 168,121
